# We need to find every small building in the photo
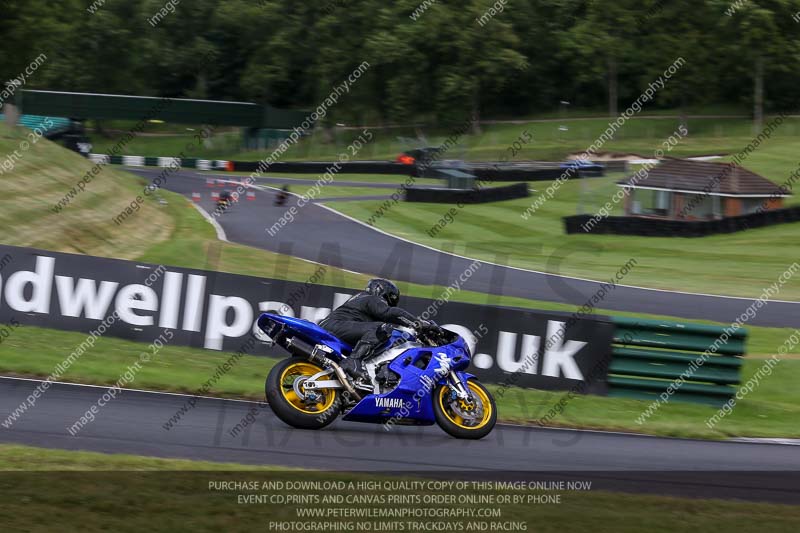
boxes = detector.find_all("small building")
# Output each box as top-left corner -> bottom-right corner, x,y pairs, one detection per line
617,158 -> 790,220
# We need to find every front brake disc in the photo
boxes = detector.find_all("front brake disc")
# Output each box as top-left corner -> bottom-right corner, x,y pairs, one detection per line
450,397 -> 484,425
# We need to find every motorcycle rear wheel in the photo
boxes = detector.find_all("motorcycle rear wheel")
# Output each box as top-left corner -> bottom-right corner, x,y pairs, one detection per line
433,379 -> 497,440
266,357 -> 342,429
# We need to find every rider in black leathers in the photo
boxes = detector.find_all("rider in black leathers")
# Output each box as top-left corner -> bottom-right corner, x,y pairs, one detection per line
319,278 -> 440,380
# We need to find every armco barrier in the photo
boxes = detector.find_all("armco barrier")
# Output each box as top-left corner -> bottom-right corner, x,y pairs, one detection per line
89,153 -> 231,171
405,183 -> 530,204
89,154 -> 412,175
231,160 -> 409,175
596,160 -> 629,173
435,165 -> 563,182
425,162 -> 606,182
465,163 -> 603,182
564,207 -> 800,237
608,317 -> 745,406
90,153 -> 610,181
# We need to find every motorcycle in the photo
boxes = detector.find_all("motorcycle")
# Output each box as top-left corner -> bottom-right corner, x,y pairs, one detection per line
216,190 -> 233,212
258,313 -> 497,439
274,186 -> 290,207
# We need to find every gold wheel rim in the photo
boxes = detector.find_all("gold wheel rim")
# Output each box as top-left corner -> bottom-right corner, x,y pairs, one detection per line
279,362 -> 336,414
439,381 -> 492,430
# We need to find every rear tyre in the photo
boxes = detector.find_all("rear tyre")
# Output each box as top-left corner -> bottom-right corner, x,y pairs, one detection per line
266,357 -> 342,429
433,379 -> 497,440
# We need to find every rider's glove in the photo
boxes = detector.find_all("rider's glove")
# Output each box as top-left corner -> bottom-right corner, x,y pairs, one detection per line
415,319 -> 442,335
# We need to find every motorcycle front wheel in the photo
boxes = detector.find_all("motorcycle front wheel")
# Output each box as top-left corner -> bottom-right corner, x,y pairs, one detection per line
266,357 -> 342,429
433,379 -> 497,440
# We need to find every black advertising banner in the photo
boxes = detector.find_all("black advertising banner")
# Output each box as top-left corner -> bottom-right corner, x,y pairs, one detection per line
0,244 -> 614,394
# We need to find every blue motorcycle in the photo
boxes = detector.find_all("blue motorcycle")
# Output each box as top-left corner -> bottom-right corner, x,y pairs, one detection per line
258,313 -> 497,439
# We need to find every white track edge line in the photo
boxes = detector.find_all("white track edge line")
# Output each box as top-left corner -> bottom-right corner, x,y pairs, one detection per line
190,203 -> 228,242
0,375 -> 264,405
729,438 -> 800,446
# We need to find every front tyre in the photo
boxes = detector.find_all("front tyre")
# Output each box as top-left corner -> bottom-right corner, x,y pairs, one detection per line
433,379 -> 497,440
266,357 -> 341,429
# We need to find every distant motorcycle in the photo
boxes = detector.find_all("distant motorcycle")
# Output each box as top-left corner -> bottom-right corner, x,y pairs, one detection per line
216,190 -> 233,212
274,185 -> 289,207
258,313 -> 497,439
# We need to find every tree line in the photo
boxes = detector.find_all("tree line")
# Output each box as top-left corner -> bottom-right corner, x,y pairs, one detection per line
1,0 -> 799,129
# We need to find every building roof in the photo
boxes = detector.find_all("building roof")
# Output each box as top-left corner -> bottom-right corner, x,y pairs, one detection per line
616,158 -> 791,197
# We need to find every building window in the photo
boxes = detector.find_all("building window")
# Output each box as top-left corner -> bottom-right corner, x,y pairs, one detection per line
742,198 -> 769,215
634,189 -> 672,216
684,193 -> 717,219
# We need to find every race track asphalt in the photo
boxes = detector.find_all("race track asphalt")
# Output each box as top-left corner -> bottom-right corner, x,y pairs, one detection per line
126,168 -> 799,327
2,378 -> 799,503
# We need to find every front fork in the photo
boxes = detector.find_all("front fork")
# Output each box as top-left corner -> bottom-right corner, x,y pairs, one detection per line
447,371 -> 473,402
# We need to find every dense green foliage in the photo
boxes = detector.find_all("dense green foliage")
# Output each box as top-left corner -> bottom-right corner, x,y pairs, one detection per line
2,1 -> 800,125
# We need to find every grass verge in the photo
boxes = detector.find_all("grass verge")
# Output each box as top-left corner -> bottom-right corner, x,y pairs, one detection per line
0,444 -> 798,533
0,122 -> 172,258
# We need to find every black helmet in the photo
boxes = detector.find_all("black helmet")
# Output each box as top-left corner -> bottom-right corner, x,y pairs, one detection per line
366,278 -> 400,307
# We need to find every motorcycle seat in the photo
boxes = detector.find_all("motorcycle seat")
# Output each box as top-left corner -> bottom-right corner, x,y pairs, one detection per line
258,313 -> 353,356
300,320 -> 353,356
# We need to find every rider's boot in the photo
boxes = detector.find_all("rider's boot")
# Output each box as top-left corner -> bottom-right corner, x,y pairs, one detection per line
341,340 -> 375,381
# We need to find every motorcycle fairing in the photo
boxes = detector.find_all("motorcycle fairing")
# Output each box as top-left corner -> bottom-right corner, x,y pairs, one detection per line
342,341 -> 472,425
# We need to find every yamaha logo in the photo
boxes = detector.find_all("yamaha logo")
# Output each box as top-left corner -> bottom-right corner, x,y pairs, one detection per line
375,397 -> 404,409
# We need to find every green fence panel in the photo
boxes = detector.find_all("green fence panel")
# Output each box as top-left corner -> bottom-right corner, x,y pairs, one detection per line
612,347 -> 743,368
613,327 -> 746,355
606,378 -> 735,406
608,360 -> 740,384
608,317 -> 747,406
612,316 -> 748,338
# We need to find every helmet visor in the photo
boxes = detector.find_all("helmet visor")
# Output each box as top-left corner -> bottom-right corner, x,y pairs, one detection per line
385,291 -> 399,307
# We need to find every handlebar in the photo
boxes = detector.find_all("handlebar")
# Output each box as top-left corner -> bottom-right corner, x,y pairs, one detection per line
393,324 -> 454,347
